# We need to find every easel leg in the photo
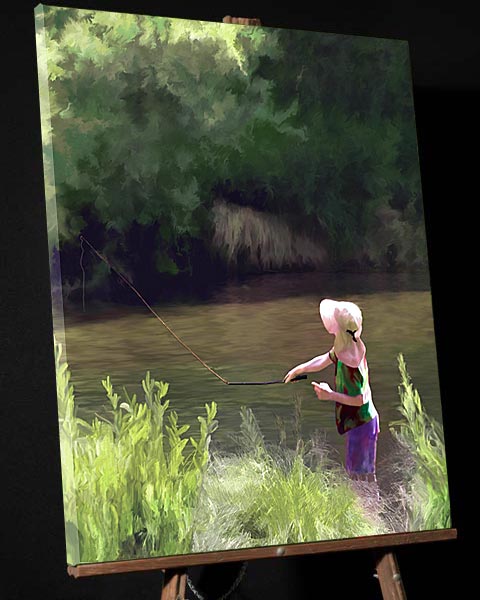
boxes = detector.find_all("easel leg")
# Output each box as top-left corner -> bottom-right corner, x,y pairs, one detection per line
374,550 -> 407,600
161,568 -> 187,600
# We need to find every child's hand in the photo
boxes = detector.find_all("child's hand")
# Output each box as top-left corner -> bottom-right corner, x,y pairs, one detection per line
312,381 -> 333,401
284,367 -> 302,383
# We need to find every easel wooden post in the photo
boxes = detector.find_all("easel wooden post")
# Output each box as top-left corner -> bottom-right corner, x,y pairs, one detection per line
375,550 -> 407,600
161,567 -> 187,600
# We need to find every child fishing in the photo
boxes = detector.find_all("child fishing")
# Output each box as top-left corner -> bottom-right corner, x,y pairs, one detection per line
284,299 -> 379,483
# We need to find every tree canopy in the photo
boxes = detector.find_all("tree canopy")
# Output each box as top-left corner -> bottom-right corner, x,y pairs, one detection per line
36,5 -> 428,300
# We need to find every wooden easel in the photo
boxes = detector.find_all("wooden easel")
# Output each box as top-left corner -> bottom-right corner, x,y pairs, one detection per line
161,548 -> 407,599
374,550 -> 407,599
68,529 -> 456,597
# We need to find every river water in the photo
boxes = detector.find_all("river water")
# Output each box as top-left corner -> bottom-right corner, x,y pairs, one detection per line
62,271 -> 443,465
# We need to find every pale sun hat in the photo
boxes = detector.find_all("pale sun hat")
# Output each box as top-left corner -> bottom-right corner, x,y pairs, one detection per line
319,299 -> 366,368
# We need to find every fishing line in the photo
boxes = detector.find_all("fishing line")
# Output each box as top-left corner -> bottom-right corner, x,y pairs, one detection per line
80,236 -> 86,312
78,235 -> 306,386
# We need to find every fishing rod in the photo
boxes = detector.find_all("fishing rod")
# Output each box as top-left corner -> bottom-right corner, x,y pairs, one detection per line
228,377 -> 306,385
79,235 -> 307,386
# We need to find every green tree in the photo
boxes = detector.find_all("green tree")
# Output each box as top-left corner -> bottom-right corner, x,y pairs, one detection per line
36,5 -> 428,299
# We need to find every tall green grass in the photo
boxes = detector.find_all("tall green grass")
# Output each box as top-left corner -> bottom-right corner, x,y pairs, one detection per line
192,405 -> 385,553
56,339 -> 218,563
56,338 -> 448,564
390,354 -> 451,530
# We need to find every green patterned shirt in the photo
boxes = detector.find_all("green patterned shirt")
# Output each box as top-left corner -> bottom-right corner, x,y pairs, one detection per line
328,349 -> 378,435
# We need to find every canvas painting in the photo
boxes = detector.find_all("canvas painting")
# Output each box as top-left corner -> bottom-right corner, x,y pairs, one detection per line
35,4 -> 451,566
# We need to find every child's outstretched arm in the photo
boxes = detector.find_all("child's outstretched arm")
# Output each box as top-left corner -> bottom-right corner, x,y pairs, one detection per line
284,352 -> 333,383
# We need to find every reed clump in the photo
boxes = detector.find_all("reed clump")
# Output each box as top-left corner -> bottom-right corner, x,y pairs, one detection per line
390,354 -> 451,530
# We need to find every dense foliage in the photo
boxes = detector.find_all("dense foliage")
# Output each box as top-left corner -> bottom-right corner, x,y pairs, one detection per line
37,6 -> 428,300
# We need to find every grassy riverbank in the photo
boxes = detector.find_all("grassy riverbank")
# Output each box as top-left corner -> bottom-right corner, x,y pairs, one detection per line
56,340 -> 450,564
192,407 -> 384,553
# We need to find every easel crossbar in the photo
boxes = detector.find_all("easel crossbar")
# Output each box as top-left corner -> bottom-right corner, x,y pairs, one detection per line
67,529 -> 457,578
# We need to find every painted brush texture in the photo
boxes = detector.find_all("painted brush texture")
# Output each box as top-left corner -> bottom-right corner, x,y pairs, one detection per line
56,336 -> 449,563
37,5 -> 427,303
55,339 -> 218,563
36,5 -> 450,566
390,354 -> 451,531
211,200 -> 325,271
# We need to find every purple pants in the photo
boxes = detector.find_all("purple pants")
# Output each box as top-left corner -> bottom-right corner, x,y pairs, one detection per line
345,416 -> 379,475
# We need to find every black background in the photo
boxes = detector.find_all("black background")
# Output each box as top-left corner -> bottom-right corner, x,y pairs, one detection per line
2,1 -> 475,598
